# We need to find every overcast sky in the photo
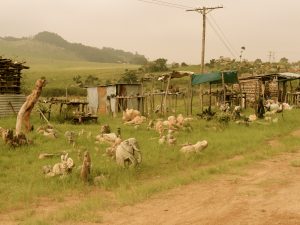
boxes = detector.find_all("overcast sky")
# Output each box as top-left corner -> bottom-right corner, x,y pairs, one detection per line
0,0 -> 299,64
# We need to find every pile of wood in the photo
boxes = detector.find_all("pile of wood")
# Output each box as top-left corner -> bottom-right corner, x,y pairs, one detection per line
0,57 -> 29,94
239,80 -> 262,103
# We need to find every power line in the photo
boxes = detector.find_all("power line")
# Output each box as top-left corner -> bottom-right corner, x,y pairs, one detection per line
151,0 -> 192,9
136,0 -> 188,9
208,14 -> 239,57
206,18 -> 237,59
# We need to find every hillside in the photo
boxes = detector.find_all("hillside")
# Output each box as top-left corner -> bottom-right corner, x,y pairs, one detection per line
0,38 -> 82,62
0,31 -> 148,65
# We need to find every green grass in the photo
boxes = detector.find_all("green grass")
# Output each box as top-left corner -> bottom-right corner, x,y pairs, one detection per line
1,108 -> 300,224
22,59 -> 139,90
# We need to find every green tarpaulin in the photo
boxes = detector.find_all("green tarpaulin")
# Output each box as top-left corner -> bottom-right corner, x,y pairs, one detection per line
192,71 -> 238,85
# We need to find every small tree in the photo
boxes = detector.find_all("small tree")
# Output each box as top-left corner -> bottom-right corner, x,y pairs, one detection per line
181,62 -> 188,67
73,75 -> 84,87
171,62 -> 179,68
119,69 -> 138,83
143,58 -> 169,72
84,75 -> 99,86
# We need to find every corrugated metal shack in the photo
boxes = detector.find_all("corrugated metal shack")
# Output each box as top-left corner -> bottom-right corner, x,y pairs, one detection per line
86,83 -> 143,115
0,57 -> 28,117
239,72 -> 300,105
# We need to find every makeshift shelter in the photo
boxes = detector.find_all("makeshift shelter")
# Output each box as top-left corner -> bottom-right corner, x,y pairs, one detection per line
116,83 -> 144,113
239,72 -> 300,105
86,83 -> 144,115
0,57 -> 28,117
192,71 -> 244,110
156,71 -> 194,115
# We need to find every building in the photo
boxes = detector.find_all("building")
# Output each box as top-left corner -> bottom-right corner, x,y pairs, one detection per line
86,83 -> 143,115
239,72 -> 300,105
0,57 -> 28,117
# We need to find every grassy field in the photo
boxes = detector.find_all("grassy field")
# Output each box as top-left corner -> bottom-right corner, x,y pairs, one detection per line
0,107 -> 300,224
1,54 -> 300,224
22,59 -> 139,89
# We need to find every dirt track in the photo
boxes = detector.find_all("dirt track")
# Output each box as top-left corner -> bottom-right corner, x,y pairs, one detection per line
100,151 -> 300,225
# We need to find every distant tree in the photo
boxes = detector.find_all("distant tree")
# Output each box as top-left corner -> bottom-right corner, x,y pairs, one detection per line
119,69 -> 139,83
171,62 -> 179,68
279,57 -> 289,64
143,58 -> 169,72
181,62 -> 188,67
254,58 -> 262,65
73,75 -> 84,87
84,75 -> 100,86
105,79 -> 112,85
279,57 -> 290,71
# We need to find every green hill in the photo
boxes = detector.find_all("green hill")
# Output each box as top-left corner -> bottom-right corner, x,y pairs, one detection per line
0,31 -> 147,65
0,38 -> 82,62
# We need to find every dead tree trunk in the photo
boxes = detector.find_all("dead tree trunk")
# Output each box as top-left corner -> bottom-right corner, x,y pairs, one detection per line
16,79 -> 46,136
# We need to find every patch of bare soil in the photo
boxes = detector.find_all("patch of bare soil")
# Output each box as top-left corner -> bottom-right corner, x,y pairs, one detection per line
98,151 -> 300,225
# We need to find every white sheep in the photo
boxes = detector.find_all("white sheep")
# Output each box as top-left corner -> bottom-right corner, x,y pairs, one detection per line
180,140 -> 208,154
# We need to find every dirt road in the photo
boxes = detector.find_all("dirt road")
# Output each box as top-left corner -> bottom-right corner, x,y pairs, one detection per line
100,151 -> 300,225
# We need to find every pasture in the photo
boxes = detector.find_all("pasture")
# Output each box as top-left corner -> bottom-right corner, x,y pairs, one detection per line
1,57 -> 300,224
1,107 -> 300,224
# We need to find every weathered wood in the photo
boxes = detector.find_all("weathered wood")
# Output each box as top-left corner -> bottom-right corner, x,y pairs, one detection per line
163,75 -> 171,115
16,79 -> 46,136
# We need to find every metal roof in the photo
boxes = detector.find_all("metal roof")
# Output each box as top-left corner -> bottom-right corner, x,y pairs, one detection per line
239,72 -> 300,81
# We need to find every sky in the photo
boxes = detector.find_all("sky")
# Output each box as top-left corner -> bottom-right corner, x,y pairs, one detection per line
0,0 -> 300,64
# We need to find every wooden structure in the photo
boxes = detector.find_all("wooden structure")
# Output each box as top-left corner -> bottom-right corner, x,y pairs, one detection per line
192,71 -> 244,111
156,71 -> 193,115
40,98 -> 97,123
86,83 -> 143,115
239,72 -> 300,105
0,57 -> 28,117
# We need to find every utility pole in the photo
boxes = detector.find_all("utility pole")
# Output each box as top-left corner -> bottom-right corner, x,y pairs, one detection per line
187,6 -> 223,73
268,51 -> 272,63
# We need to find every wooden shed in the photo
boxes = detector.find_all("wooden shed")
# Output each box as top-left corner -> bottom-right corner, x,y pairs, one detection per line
86,83 -> 143,115
0,57 -> 28,117
239,72 -> 300,105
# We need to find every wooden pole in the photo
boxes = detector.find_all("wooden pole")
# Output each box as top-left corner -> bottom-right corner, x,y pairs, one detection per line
209,82 -> 212,110
188,75 -> 193,115
221,72 -> 226,103
163,75 -> 171,115
175,94 -> 178,114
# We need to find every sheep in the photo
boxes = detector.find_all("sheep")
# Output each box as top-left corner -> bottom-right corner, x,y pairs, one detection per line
43,153 -> 74,178
155,120 -> 164,137
122,109 -> 141,122
37,125 -> 58,138
166,130 -> 176,145
124,115 -> 146,125
248,114 -> 257,122
158,135 -> 166,145
180,140 -> 208,154
176,114 -> 184,126
106,136 -> 122,158
115,138 -> 142,167
96,133 -> 118,143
